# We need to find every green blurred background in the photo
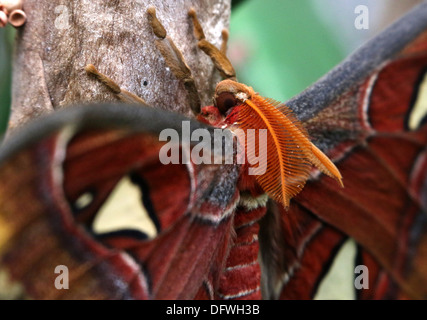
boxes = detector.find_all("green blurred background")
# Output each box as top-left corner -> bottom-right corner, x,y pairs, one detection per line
228,0 -> 423,101
229,0 -> 344,102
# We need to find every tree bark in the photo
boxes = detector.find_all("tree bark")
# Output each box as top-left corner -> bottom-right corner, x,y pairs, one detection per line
8,0 -> 231,133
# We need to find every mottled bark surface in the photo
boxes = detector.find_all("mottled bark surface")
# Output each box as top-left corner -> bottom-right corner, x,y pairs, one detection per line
8,0 -> 231,133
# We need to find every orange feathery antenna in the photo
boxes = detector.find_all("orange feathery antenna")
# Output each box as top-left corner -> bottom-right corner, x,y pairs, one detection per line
227,87 -> 343,208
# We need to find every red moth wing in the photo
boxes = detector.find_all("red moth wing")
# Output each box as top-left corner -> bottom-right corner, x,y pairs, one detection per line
259,200 -> 346,299
264,3 -> 427,299
355,246 -> 412,300
0,104 -> 241,299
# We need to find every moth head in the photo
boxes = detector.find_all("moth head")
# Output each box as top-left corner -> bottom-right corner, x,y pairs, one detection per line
198,79 -> 255,127
214,79 -> 255,114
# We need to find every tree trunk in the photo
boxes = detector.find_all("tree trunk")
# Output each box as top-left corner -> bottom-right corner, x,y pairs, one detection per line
8,0 -> 231,133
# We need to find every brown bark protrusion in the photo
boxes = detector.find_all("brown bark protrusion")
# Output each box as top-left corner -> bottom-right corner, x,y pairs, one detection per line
8,0 -> 231,133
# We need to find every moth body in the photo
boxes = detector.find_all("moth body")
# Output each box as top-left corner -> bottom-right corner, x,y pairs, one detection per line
198,80 -> 343,208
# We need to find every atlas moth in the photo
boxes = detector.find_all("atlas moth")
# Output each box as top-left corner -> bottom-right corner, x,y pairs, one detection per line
1,3 -> 426,300
85,6 -> 343,209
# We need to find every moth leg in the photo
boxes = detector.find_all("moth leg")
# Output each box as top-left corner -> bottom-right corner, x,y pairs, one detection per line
147,6 -> 201,115
188,8 -> 236,81
84,64 -> 147,105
